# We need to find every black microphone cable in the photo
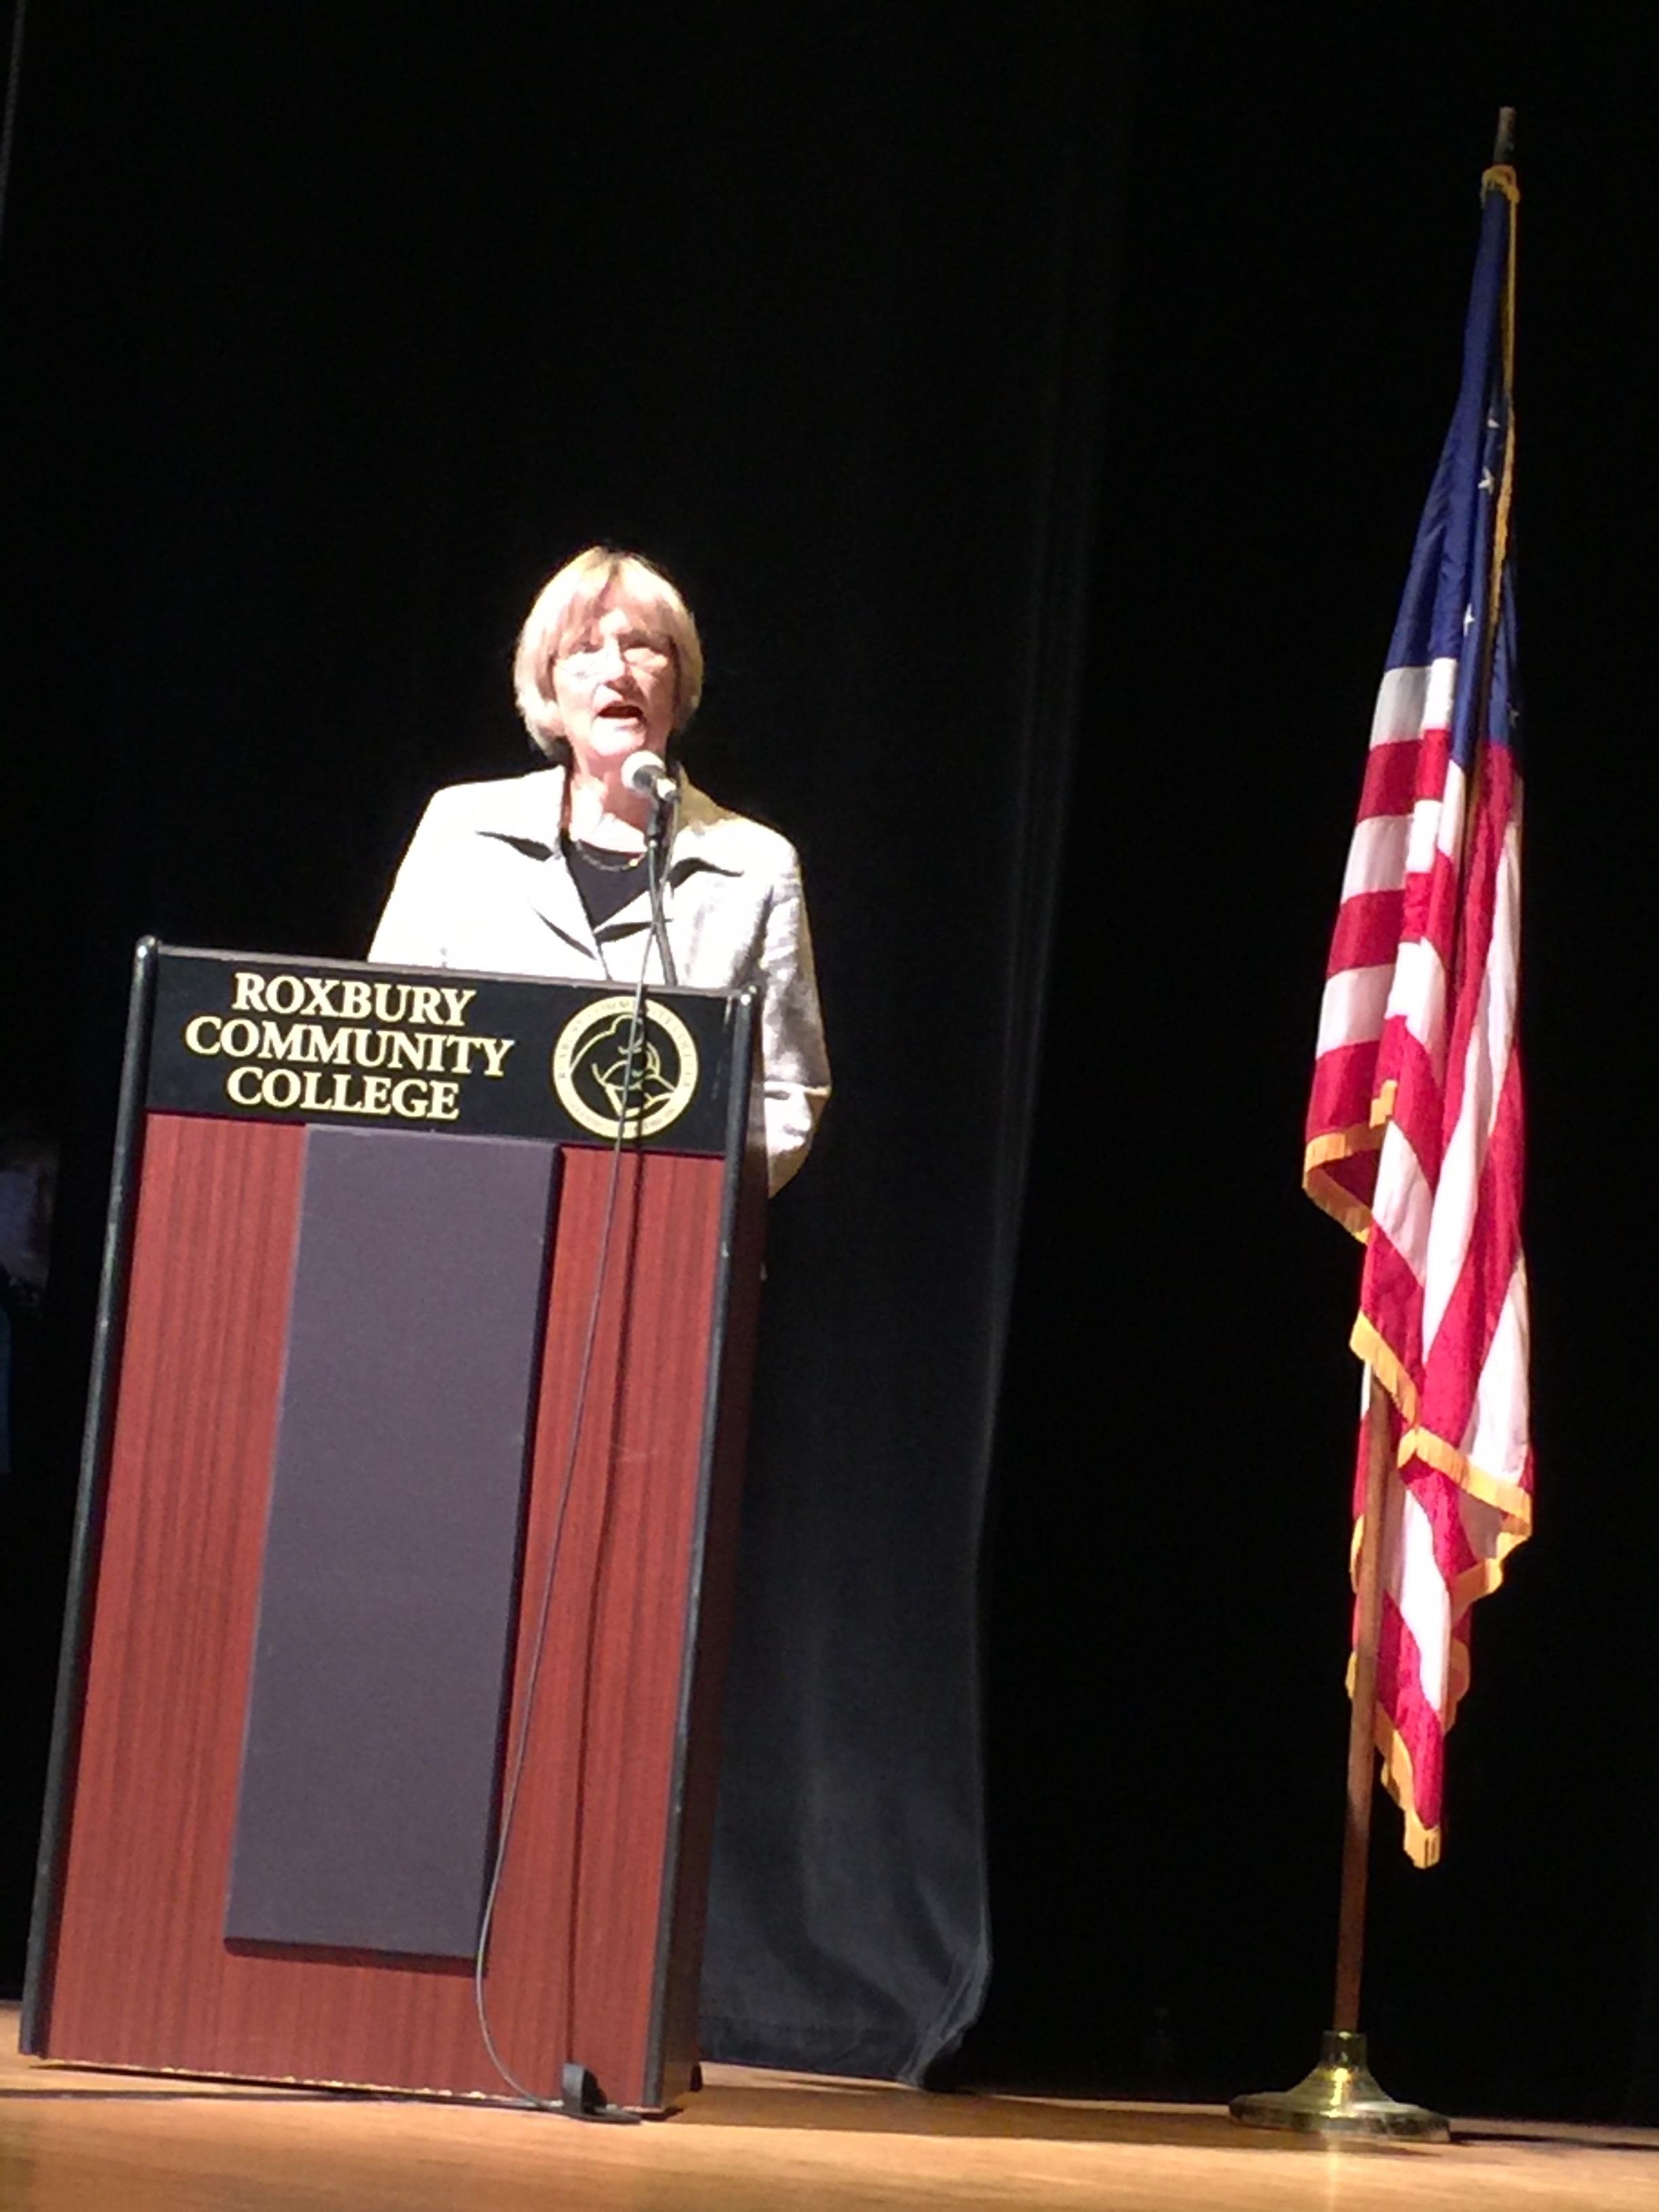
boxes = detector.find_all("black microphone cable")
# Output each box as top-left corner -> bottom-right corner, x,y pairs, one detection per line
470,954 -> 654,2112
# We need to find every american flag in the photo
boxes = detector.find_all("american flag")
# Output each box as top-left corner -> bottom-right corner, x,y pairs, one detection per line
1305,163 -> 1530,1868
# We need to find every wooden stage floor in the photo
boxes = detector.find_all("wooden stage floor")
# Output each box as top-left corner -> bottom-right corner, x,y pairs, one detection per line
4,2008 -> 1656,2211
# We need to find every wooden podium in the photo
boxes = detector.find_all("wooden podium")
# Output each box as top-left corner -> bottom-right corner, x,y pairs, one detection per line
23,941 -> 767,2111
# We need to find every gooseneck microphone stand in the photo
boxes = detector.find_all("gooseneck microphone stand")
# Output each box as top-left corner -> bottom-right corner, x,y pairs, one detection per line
642,779 -> 678,988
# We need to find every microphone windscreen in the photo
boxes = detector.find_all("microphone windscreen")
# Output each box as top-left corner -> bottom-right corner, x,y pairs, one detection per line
621,751 -> 670,798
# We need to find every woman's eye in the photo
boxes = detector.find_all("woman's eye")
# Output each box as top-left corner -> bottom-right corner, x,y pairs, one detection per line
560,631 -> 666,665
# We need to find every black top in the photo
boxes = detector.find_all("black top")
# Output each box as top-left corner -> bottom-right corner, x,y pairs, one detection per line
560,835 -> 649,929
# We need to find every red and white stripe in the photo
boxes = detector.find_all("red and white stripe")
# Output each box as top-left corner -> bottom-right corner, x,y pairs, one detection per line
1307,656 -> 1532,1867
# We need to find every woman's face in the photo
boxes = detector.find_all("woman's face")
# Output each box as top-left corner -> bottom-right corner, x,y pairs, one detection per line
551,597 -> 677,776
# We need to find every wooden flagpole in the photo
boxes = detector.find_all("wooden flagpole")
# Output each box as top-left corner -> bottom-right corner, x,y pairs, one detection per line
1332,1376 -> 1391,2033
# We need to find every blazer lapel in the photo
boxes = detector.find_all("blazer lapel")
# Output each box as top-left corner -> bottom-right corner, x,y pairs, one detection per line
482,767 -> 607,970
595,776 -> 747,979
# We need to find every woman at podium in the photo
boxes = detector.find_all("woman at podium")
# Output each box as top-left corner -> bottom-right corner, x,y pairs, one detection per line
369,547 -> 829,1191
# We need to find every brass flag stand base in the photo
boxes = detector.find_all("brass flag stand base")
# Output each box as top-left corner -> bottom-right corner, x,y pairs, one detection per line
1229,1385 -> 1452,2145
1231,2030 -> 1448,2141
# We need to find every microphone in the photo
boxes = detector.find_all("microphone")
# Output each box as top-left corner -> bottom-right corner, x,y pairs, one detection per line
621,751 -> 678,808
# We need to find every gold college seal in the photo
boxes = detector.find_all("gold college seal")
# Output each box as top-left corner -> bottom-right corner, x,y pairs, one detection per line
550,995 -> 700,1141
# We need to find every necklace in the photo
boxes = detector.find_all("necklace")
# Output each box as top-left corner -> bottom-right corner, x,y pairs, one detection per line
569,836 -> 645,874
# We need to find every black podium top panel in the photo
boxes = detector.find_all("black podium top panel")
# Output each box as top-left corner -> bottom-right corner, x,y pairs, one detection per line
142,944 -> 745,1154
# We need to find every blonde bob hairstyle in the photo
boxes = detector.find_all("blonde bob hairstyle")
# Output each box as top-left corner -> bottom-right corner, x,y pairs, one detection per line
512,546 -> 705,757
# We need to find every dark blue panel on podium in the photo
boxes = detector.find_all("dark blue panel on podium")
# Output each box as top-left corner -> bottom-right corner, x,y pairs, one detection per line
225,1124 -> 557,1958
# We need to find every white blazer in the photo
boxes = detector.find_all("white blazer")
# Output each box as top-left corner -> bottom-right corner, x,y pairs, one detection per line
369,766 -> 830,1191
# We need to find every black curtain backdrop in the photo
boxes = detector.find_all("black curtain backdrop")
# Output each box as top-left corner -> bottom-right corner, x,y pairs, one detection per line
956,5 -> 1659,2127
9,1 -> 1659,2127
0,0 -> 1130,2085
